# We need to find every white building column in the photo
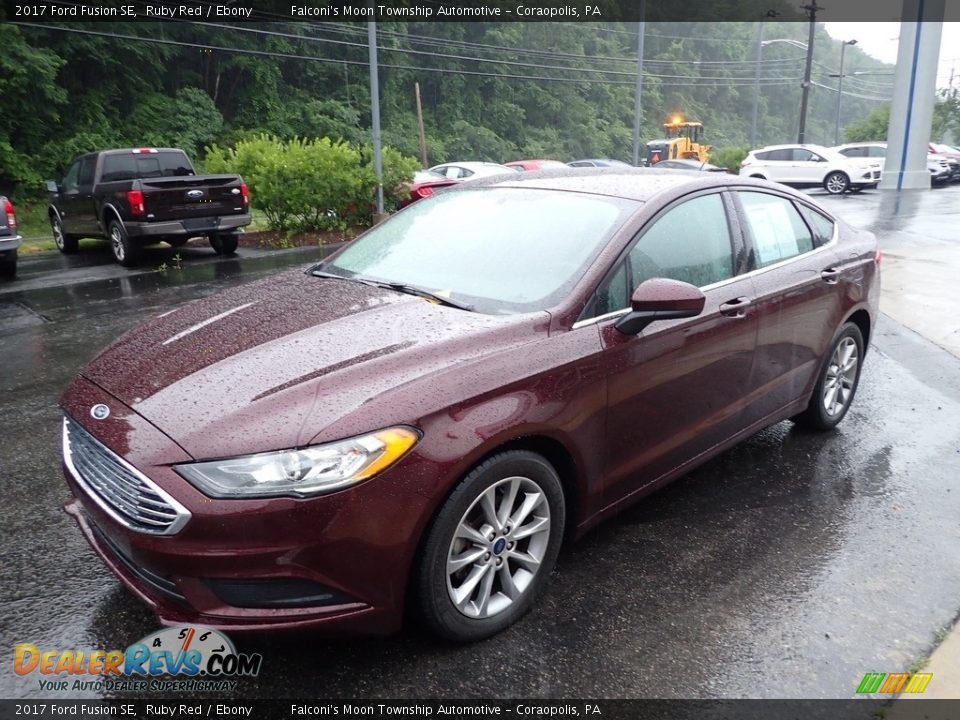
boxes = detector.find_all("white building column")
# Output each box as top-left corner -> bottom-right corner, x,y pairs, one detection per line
880,0 -> 945,191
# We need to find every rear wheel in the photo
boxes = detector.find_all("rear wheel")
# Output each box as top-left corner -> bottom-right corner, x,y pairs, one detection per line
749,174 -> 767,180
209,232 -> 239,256
417,450 -> 565,642
51,216 -> 79,254
108,219 -> 141,267
0,252 -> 16,278
793,323 -> 864,430
824,171 -> 850,195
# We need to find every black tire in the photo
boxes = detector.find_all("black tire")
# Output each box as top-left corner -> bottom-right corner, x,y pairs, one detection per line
793,322 -> 864,431
209,232 -> 239,256
51,215 -> 79,254
850,186 -> 865,194
749,174 -> 767,180
0,253 -> 16,278
166,237 -> 190,248
417,450 -> 565,642
107,219 -> 142,267
823,171 -> 850,195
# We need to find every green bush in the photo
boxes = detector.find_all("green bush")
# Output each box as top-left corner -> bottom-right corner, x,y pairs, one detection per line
204,135 -> 420,231
710,146 -> 750,173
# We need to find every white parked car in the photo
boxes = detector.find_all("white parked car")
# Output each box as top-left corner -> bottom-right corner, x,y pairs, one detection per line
427,162 -> 514,182
833,142 -> 951,184
739,144 -> 881,194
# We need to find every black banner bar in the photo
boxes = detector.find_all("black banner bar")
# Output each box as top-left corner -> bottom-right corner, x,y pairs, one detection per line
2,0 -> 959,23
4,700 -> 960,720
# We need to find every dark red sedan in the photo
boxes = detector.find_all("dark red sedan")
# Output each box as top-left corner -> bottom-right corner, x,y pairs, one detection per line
60,170 -> 879,641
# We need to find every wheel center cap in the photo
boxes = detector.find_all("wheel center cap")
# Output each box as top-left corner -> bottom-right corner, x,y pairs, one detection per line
493,538 -> 507,555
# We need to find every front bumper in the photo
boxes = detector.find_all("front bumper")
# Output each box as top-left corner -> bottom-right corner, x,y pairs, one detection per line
124,214 -> 251,239
60,378 -> 434,635
0,234 -> 22,253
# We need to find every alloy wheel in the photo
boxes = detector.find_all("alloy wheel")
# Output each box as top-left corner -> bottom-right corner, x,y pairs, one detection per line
446,476 -> 551,619
826,173 -> 848,194
110,225 -> 125,262
823,336 -> 859,416
53,219 -> 65,250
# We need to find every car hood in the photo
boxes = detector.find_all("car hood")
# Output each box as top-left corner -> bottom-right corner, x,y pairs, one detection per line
79,268 -> 546,458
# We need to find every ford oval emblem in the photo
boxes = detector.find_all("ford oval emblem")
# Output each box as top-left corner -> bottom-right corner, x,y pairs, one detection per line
186,190 -> 204,199
90,404 -> 110,420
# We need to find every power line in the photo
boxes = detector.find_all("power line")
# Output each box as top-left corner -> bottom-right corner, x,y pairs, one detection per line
15,22 -> 804,89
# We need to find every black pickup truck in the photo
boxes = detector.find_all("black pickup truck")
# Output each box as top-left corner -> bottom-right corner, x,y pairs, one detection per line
46,148 -> 251,266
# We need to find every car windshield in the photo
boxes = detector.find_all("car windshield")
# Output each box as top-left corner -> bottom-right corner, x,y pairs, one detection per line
320,188 -> 636,314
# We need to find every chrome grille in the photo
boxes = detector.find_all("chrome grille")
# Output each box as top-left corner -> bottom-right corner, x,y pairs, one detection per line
63,417 -> 190,535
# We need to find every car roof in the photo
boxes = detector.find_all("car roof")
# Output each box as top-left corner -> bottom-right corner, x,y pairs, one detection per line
750,143 -> 831,152
456,167 -> 796,203
435,161 -> 510,170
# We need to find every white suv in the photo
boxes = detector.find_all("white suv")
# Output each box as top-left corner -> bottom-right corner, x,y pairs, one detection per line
739,143 -> 881,194
833,142 -> 951,184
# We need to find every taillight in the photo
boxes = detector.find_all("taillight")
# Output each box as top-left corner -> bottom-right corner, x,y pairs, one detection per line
240,182 -> 249,208
874,248 -> 883,267
415,186 -> 434,198
2,198 -> 15,231
127,190 -> 145,217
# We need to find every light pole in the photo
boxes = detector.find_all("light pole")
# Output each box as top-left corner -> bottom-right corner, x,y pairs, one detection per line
750,22 -> 765,147
834,39 -> 858,145
753,38 -> 808,147
797,0 -> 820,144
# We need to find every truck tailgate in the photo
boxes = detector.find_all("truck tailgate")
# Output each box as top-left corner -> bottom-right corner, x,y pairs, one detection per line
141,176 -> 245,222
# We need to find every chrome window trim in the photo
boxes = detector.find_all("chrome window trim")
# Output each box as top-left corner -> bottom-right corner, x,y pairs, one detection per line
62,416 -> 192,536
571,205 -> 838,331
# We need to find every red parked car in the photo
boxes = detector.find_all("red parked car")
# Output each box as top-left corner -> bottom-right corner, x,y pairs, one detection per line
400,170 -> 460,207
60,171 -> 879,641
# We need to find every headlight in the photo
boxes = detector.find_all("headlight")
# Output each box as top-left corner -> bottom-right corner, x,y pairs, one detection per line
175,427 -> 420,498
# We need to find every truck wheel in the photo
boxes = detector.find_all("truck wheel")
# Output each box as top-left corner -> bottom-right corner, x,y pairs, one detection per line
0,252 -> 16,278
108,219 -> 142,267
209,233 -> 239,256
51,216 -> 79,254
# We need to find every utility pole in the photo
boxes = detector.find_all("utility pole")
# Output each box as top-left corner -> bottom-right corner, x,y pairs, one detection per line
834,39 -> 857,145
414,82 -> 428,169
750,22 -> 765,147
368,21 -> 384,216
631,2 -> 646,166
797,0 -> 819,144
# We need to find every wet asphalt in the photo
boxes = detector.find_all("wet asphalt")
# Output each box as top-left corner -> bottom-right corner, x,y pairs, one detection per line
2,193 -> 960,701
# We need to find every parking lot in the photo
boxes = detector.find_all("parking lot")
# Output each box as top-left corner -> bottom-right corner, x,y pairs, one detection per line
2,187 -> 960,700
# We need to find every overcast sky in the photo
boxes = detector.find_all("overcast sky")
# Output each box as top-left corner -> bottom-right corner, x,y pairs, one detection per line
824,22 -> 960,89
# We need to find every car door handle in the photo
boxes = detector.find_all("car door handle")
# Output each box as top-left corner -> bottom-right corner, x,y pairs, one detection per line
821,267 -> 841,284
719,297 -> 752,317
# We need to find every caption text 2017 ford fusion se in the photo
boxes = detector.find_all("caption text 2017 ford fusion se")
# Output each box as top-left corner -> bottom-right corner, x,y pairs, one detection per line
60,169 -> 879,641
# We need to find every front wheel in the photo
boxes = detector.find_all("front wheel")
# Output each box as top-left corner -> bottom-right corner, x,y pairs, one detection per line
108,219 -> 142,267
417,450 -> 565,642
209,232 -> 239,256
824,171 -> 850,195
793,323 -> 864,430
51,216 -> 79,254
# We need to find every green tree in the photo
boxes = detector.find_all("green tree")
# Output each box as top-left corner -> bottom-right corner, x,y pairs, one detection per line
844,105 -> 890,143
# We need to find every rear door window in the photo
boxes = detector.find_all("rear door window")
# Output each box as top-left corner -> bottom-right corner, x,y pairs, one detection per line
797,205 -> 836,247
738,192 -> 815,268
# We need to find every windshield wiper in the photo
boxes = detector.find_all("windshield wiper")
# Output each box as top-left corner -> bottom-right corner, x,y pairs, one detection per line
310,269 -> 473,311
372,281 -> 474,311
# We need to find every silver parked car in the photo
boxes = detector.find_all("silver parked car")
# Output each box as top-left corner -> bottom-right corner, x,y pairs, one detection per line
0,196 -> 21,278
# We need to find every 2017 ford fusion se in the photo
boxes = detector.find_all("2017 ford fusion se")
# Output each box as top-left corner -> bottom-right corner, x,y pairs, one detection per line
60,170 -> 879,641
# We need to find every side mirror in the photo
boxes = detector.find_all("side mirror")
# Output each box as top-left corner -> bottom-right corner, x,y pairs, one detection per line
45,180 -> 59,194
614,278 -> 706,336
